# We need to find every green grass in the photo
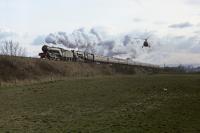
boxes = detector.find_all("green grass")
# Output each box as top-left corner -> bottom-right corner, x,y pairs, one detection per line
0,74 -> 200,133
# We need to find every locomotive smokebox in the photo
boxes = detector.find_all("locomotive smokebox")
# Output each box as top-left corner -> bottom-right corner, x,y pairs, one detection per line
42,45 -> 48,53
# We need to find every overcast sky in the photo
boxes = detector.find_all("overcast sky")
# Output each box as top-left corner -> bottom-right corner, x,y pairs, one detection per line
0,0 -> 200,65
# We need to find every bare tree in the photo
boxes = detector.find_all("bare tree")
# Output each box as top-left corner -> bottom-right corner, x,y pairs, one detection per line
0,40 -> 26,56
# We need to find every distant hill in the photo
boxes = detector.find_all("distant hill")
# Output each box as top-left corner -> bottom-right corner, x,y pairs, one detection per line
184,66 -> 200,73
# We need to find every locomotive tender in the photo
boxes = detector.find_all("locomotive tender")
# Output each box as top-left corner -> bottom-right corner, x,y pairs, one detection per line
39,45 -> 159,68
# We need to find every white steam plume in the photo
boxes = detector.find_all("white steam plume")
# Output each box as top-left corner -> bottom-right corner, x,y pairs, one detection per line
45,28 -> 149,58
45,27 -> 200,65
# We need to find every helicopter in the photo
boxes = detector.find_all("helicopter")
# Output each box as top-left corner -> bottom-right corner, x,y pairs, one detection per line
132,37 -> 151,48
123,30 -> 153,48
142,38 -> 151,48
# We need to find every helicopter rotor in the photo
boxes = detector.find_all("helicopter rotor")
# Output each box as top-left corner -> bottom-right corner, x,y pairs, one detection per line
132,37 -> 151,48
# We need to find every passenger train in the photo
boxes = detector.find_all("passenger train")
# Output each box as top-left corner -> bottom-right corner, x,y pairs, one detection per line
39,45 -> 159,68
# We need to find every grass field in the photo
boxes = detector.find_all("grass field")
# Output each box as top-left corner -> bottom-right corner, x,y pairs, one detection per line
0,74 -> 200,133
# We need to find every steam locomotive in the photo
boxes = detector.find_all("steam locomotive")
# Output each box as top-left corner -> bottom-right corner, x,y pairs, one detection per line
39,45 -> 159,68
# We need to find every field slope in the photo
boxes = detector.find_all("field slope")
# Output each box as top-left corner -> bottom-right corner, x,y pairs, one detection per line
0,74 -> 200,133
0,56 -> 159,84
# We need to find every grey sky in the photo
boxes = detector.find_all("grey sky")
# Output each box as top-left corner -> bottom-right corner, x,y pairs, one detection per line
169,22 -> 193,28
0,0 -> 200,65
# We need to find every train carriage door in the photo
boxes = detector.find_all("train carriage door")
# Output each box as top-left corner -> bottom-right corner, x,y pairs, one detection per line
92,54 -> 94,62
72,50 -> 77,61
84,52 -> 86,61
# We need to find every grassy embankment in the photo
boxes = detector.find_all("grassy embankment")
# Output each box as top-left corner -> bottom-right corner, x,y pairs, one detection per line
0,74 -> 200,132
0,55 -> 159,86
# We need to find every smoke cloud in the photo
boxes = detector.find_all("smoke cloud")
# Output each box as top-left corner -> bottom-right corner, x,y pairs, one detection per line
45,28 -> 151,58
45,27 -> 200,65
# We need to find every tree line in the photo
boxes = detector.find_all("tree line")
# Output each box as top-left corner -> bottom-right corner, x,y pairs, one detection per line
0,40 -> 26,56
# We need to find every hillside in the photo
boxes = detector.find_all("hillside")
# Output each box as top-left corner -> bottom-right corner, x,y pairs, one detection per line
0,56 -> 160,85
